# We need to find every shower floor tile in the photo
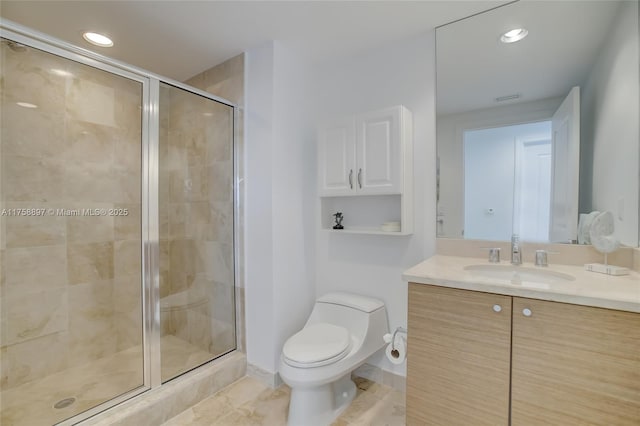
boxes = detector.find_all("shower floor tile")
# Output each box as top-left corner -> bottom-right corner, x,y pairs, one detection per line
161,375 -> 406,426
0,335 -> 214,426
0,345 -> 144,426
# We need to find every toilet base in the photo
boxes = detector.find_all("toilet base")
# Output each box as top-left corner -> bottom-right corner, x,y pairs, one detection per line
287,373 -> 356,426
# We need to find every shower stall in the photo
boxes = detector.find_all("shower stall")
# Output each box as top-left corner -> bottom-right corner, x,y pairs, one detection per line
0,22 -> 236,426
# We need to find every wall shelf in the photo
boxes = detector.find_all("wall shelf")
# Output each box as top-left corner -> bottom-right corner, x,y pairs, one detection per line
322,227 -> 412,236
317,105 -> 414,236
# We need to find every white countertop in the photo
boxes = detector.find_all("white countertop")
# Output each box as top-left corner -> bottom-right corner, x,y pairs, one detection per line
403,255 -> 640,313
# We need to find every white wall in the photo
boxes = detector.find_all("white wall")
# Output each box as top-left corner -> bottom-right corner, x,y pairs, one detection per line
463,121 -> 551,241
437,96 -> 562,238
271,42 -> 317,371
312,32 -> 437,376
464,126 -> 516,241
245,42 -> 277,372
582,0 -> 639,247
245,33 -> 437,380
244,41 -> 316,376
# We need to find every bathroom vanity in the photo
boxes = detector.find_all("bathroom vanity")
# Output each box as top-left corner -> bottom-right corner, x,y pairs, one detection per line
403,255 -> 640,425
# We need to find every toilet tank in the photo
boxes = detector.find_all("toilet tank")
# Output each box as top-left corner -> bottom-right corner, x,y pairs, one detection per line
306,293 -> 389,348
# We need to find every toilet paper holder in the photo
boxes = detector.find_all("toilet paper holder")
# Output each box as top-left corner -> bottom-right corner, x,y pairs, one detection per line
384,326 -> 407,350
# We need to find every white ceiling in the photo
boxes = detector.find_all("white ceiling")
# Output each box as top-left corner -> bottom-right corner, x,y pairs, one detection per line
1,0 -> 505,82
436,0 -> 624,115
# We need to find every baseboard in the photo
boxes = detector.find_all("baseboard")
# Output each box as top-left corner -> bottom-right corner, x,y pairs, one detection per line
247,363 -> 283,388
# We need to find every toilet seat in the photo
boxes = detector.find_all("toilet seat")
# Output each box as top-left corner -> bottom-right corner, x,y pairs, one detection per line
283,323 -> 352,368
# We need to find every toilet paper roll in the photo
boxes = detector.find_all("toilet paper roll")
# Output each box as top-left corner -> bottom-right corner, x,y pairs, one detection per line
385,335 -> 406,365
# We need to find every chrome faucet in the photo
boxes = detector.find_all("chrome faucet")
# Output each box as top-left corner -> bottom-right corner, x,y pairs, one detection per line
511,234 -> 522,265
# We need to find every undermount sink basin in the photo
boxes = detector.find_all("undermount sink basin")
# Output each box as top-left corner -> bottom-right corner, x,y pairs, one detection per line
464,264 -> 575,287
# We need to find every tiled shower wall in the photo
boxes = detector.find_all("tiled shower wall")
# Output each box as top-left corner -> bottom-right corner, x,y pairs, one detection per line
185,53 -> 246,353
0,41 -> 143,390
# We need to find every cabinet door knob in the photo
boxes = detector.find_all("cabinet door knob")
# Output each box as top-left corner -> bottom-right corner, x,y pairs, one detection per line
348,169 -> 353,189
522,308 -> 532,317
492,304 -> 502,313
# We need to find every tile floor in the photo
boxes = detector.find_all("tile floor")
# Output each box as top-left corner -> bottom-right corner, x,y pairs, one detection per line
162,375 -> 406,426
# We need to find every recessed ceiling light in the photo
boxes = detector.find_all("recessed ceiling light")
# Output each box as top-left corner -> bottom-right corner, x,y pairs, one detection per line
500,28 -> 528,44
82,32 -> 113,47
16,102 -> 38,108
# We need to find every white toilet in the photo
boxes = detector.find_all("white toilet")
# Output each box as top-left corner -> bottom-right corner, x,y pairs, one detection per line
279,292 -> 389,426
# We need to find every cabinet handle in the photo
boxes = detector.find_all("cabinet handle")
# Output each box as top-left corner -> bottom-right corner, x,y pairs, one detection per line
492,304 -> 502,313
357,168 -> 362,189
522,308 -> 532,317
348,169 -> 353,189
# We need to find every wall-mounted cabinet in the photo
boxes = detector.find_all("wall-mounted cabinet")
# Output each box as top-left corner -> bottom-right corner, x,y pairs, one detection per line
318,105 -> 413,235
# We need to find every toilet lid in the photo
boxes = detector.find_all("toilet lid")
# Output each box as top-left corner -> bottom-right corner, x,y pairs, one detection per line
283,323 -> 351,368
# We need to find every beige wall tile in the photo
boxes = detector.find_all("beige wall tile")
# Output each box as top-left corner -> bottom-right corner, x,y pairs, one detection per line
209,319 -> 235,356
67,242 -> 114,284
114,240 -> 142,278
0,102 -> 65,158
0,345 -> 8,389
112,169 -> 142,204
169,166 -> 208,203
1,45 -> 67,114
4,288 -> 68,345
5,212 -> 66,248
63,159 -> 114,203
63,120 -> 116,163
210,201 -> 234,243
203,241 -> 233,285
67,280 -> 115,365
3,155 -> 66,202
3,245 -> 67,292
186,310 -> 212,352
207,162 -> 232,203
66,210 -> 115,243
188,202 -> 211,225
3,331 -> 69,390
66,78 -> 117,127
114,318 -> 139,352
185,53 -> 245,106
205,114 -> 233,163
113,204 -> 141,240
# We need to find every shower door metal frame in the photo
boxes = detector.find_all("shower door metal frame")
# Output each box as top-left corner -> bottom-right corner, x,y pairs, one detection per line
0,19 -> 238,426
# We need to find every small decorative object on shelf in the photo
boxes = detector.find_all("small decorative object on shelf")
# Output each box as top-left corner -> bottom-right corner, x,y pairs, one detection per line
332,212 -> 344,230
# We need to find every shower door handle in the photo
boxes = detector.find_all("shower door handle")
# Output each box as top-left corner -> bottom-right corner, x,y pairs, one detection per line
348,169 -> 353,189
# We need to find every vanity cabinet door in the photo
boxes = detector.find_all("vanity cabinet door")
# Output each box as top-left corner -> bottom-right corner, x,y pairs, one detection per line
407,283 -> 512,425
511,298 -> 640,425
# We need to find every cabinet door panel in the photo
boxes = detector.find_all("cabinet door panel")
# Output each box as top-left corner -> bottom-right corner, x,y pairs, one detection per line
318,120 -> 356,196
512,298 -> 640,425
356,107 -> 402,194
407,284 -> 511,425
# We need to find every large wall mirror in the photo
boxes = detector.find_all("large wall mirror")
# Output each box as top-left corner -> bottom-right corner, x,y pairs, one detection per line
436,0 -> 639,247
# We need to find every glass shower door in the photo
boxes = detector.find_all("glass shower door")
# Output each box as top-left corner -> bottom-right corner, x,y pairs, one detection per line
0,39 -> 145,425
158,83 -> 235,382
